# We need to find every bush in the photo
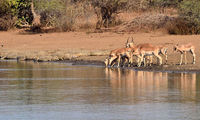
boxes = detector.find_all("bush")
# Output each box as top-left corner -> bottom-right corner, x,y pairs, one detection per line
0,15 -> 16,31
177,0 -> 200,34
165,0 -> 200,34
117,13 -> 173,33
91,0 -> 128,29
147,0 -> 181,7
35,0 -> 86,31
0,0 -> 16,30
166,17 -> 197,35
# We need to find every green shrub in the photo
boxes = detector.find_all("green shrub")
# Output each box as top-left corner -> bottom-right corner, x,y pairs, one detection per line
0,0 -> 16,30
35,0 -> 84,31
178,0 -> 200,34
0,0 -> 32,30
166,0 -> 200,34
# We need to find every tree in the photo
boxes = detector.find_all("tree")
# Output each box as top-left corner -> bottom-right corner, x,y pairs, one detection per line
178,0 -> 200,34
91,0 -> 127,29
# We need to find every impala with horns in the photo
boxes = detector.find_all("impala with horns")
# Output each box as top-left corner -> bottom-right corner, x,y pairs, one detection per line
125,37 -> 156,66
125,37 -> 153,48
126,37 -> 168,65
174,43 -> 195,65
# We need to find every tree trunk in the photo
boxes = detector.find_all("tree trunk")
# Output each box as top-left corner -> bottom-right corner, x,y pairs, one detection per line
31,0 -> 41,27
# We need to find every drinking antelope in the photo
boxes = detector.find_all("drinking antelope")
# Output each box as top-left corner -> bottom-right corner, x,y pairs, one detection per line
106,47 -> 134,67
104,57 -> 127,67
174,43 -> 195,65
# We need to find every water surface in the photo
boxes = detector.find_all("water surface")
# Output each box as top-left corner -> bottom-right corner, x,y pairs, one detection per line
0,60 -> 200,120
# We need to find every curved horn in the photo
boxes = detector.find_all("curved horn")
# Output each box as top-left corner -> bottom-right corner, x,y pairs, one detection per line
131,37 -> 134,42
126,37 -> 130,43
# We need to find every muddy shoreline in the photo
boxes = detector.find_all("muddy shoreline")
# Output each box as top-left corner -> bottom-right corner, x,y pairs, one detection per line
1,55 -> 200,73
67,59 -> 200,73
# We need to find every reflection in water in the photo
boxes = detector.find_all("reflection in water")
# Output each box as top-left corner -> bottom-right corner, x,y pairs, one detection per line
105,68 -> 200,103
0,61 -> 200,120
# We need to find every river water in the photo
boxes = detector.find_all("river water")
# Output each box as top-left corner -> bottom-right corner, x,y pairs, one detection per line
0,60 -> 200,120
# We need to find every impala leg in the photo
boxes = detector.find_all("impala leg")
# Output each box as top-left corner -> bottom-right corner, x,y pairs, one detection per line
109,56 -> 117,67
126,57 -> 131,67
144,56 -> 147,67
165,50 -> 168,64
184,51 -> 187,65
150,56 -> 153,66
154,54 -> 162,65
127,52 -> 132,67
180,53 -> 183,65
136,56 -> 140,67
130,53 -> 134,67
129,56 -> 133,67
193,53 -> 196,64
117,55 -> 121,67
138,55 -> 144,67
191,49 -> 196,64
123,57 -> 128,67
104,58 -> 109,67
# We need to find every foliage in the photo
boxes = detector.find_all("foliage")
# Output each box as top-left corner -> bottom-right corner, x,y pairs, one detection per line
5,0 -> 32,25
0,0 -> 200,34
90,0 -> 128,29
0,0 -> 16,30
179,0 -> 200,25
147,0 -> 181,8
167,0 -> 200,34
35,0 -> 86,31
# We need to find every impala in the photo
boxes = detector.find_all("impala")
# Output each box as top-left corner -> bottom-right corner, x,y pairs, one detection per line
126,37 -> 168,66
138,45 -> 163,67
174,43 -> 195,65
125,37 -> 157,66
106,47 -> 134,67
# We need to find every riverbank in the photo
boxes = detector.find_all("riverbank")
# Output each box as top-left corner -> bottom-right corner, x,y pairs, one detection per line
1,31 -> 200,72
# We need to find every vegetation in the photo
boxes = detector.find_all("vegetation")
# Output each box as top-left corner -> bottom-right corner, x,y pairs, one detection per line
0,0 -> 200,34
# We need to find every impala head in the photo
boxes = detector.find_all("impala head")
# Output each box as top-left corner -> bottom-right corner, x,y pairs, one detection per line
173,44 -> 178,52
126,37 -> 135,48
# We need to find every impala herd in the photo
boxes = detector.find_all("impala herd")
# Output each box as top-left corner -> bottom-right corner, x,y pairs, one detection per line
104,37 -> 196,68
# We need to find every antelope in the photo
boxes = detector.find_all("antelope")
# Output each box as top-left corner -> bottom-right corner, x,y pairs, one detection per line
125,37 -> 153,49
104,57 -> 126,67
106,47 -> 134,67
125,37 -> 155,66
138,45 -> 163,67
174,43 -> 195,65
126,37 -> 168,66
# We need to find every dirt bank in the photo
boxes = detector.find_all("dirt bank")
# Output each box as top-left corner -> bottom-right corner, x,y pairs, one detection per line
1,31 -> 200,72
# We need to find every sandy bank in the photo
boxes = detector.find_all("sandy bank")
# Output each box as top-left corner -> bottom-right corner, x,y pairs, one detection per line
1,31 -> 200,72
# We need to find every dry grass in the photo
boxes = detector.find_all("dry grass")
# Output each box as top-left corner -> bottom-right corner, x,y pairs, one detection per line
166,17 -> 200,35
115,13 -> 174,33
0,15 -> 16,31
